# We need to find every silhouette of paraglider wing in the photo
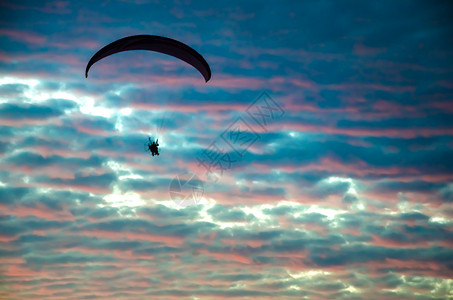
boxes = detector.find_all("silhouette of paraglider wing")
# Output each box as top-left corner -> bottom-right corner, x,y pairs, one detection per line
85,35 -> 211,82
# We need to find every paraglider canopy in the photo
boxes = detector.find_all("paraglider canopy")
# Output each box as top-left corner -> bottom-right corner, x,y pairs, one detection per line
85,34 -> 211,82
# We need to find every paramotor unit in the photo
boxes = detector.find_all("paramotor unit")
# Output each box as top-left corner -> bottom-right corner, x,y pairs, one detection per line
144,137 -> 159,156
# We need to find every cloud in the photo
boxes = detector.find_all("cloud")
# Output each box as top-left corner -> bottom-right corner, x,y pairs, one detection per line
1,0 -> 453,299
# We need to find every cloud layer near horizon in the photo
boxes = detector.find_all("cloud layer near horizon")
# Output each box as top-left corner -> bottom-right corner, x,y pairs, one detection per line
1,1 -> 453,299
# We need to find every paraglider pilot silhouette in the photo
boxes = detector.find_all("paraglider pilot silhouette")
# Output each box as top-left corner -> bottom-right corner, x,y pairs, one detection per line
85,35 -> 211,156
148,137 -> 159,156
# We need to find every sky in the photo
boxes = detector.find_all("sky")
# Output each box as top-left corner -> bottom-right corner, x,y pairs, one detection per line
1,0 -> 453,299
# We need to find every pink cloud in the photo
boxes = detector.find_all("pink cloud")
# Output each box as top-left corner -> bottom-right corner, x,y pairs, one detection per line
0,29 -> 46,45
30,146 -> 92,159
198,249 -> 253,264
75,125 -> 118,136
0,234 -> 18,242
371,234 -> 431,249
340,227 -> 362,236
4,264 -> 46,277
277,121 -> 453,138
4,163 -> 76,180
0,117 -> 62,127
80,229 -> 186,246
353,40 -> 386,56
220,238 -> 265,249
4,203 -> 75,221
63,247 -> 154,261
